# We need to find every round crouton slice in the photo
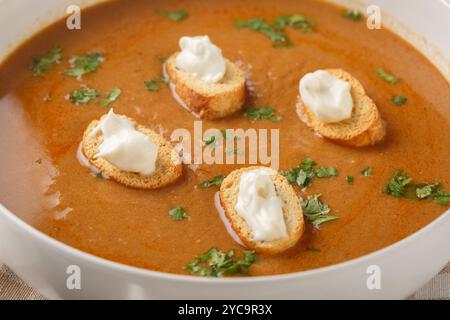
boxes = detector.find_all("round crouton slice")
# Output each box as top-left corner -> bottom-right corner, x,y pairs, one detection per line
82,114 -> 182,189
219,166 -> 304,254
296,68 -> 386,147
166,53 -> 246,120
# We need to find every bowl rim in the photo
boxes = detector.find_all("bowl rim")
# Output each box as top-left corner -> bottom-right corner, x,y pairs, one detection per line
1,202 -> 449,284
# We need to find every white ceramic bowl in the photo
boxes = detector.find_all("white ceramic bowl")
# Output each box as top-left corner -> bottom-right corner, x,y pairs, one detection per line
0,0 -> 449,299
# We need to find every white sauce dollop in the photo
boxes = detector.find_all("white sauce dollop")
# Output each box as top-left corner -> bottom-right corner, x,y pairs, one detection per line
235,168 -> 288,241
91,109 -> 158,175
299,70 -> 353,123
175,35 -> 226,83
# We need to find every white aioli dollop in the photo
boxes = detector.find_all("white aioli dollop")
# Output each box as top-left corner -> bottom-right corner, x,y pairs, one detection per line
299,70 -> 354,123
235,169 -> 288,241
91,109 -> 158,175
175,35 -> 226,83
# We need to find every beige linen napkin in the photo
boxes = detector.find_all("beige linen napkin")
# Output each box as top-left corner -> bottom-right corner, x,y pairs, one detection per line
1,263 -> 449,300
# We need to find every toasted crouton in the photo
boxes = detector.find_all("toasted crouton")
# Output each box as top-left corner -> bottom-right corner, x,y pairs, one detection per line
165,53 -> 246,120
297,69 -> 386,147
82,114 -> 182,189
219,166 -> 304,254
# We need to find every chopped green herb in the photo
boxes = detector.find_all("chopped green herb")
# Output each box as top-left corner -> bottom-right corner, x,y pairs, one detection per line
346,175 -> 354,184
300,158 -> 317,171
32,46 -> 62,76
343,9 -> 363,21
281,158 -> 315,188
281,158 -> 338,189
99,88 -> 121,107
186,247 -> 256,277
66,52 -> 103,78
296,169 -> 315,189
415,183 -> 440,199
69,87 -> 100,105
274,14 -> 315,33
169,207 -> 189,221
95,173 -> 104,180
392,95 -> 407,106
204,135 -> 216,147
301,194 -> 338,227
235,18 -> 291,48
243,106 -> 282,122
158,10 -> 189,21
384,170 -> 412,197
315,166 -> 338,178
376,68 -> 399,84
144,77 -> 169,92
361,167 -> 373,177
433,189 -> 450,206
198,176 -> 224,189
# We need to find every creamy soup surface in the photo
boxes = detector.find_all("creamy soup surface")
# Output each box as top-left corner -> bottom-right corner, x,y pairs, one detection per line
0,0 -> 449,276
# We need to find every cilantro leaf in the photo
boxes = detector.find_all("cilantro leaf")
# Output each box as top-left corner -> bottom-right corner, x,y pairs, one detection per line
392,95 -> 407,106
315,166 -> 338,178
361,167 -> 373,177
346,176 -> 354,184
376,68 -> 399,84
66,52 -> 103,78
198,176 -> 224,189
186,247 -> 256,277
384,170 -> 412,197
32,46 -> 62,76
159,10 -> 189,21
235,18 -> 292,48
99,87 -> 121,107
274,14 -> 315,33
169,207 -> 188,221
433,189 -> 450,206
300,158 -> 316,171
300,194 -> 338,227
69,87 -> 100,105
343,9 -> 363,22
204,135 -> 216,147
415,183 -> 440,199
243,106 -> 282,122
145,77 -> 169,92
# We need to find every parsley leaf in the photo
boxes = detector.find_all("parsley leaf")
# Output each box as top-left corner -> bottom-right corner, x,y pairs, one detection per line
99,87 -> 121,107
343,9 -> 363,22
300,194 -> 338,227
274,14 -> 315,33
433,189 -> 450,206
145,77 -> 169,92
392,95 -> 407,106
300,158 -> 316,171
315,166 -> 338,178
198,176 -> 224,189
66,53 -> 103,78
186,247 -> 256,277
32,46 -> 62,76
361,167 -> 373,177
235,18 -> 291,48
376,68 -> 399,84
204,135 -> 216,147
384,170 -> 412,197
281,158 -> 338,189
346,175 -> 354,184
169,207 -> 188,221
243,106 -> 282,122
158,10 -> 189,21
296,169 -> 315,188
415,183 -> 440,199
69,87 -> 100,105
